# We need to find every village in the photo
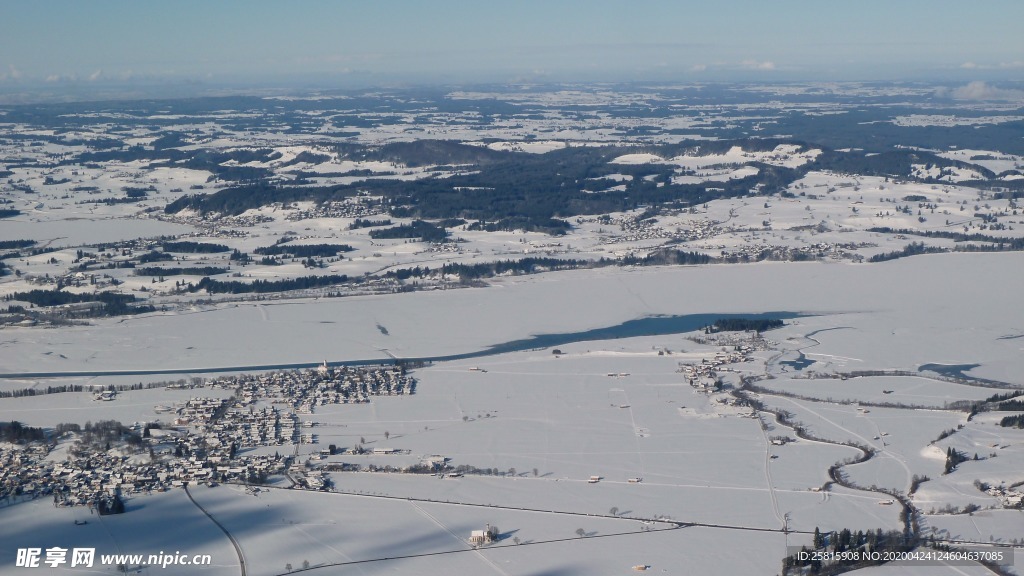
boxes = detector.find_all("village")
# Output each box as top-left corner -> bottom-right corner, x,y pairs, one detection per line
0,337 -> 785,512
679,329 -> 777,390
0,364 -> 415,512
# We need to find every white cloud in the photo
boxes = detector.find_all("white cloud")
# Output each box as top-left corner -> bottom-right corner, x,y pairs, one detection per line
741,59 -> 776,71
8,64 -> 22,80
88,69 -> 104,81
959,60 -> 1024,70
690,64 -> 707,72
950,81 -> 1024,101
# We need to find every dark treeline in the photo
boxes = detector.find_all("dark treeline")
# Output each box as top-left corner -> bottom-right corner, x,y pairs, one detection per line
191,274 -> 350,294
348,218 -> 392,229
0,381 -> 164,399
710,318 -> 785,333
1000,414 -> 1024,428
369,220 -> 448,242
868,242 -> 946,262
622,249 -> 711,266
134,266 -> 229,276
0,421 -> 47,443
161,241 -> 231,253
437,257 -> 594,280
0,239 -> 36,250
253,243 -> 354,257
0,384 -> 85,398
6,289 -> 154,317
388,251 -> 713,282
868,227 -> 1024,250
9,289 -> 138,307
994,399 -> 1024,411
985,390 -> 1024,403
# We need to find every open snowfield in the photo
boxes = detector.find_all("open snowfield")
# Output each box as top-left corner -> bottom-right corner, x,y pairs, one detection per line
757,375 -> 996,409
4,84 -> 1024,575
0,386 -> 234,428
0,490 -> 237,576
3,251 -> 1022,574
2,253 -> 1023,377
759,397 -> 965,492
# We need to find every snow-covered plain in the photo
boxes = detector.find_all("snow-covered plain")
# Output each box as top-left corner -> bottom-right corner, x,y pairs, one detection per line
3,253 -> 1022,377
2,254 -> 1021,574
4,85 -> 1024,575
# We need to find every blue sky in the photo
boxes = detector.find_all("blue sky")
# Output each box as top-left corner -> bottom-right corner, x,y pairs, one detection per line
2,0 -> 1022,88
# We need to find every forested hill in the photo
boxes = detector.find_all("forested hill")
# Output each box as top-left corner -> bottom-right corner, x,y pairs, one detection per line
163,138 -> 1013,234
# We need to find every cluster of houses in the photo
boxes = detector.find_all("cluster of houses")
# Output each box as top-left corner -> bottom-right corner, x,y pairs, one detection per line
985,485 -> 1024,508
203,406 -> 302,448
156,209 -> 273,229
0,444 -> 52,502
284,197 -> 385,222
425,242 -> 463,253
600,215 -> 721,245
1,437 -> 288,510
680,331 -> 777,390
1,365 -> 415,509
717,240 -> 865,263
210,365 -> 414,413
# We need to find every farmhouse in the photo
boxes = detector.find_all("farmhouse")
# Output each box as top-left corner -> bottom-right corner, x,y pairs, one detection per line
469,524 -> 499,546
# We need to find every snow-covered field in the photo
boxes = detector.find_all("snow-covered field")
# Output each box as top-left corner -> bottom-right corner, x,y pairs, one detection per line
4,259 -> 1022,574
4,85 -> 1024,575
3,253 -> 1022,377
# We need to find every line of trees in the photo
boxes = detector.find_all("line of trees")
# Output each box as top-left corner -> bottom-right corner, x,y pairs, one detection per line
999,414 -> 1024,428
348,218 -> 392,229
0,421 -> 46,443
191,274 -> 350,294
709,318 -> 784,333
5,290 -> 154,317
0,239 -> 35,250
8,289 -> 137,308
253,243 -> 353,257
868,242 -> 945,262
868,227 -> 1024,250
161,241 -> 231,253
135,266 -> 228,276
369,220 -> 448,242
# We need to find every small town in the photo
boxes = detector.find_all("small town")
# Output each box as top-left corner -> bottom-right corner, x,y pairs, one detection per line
0,364 -> 416,512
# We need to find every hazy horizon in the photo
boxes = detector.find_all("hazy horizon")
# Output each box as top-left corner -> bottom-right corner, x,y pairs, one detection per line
2,0 -> 1022,101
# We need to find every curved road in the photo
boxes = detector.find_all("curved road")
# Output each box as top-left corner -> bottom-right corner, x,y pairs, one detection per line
184,484 -> 246,576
